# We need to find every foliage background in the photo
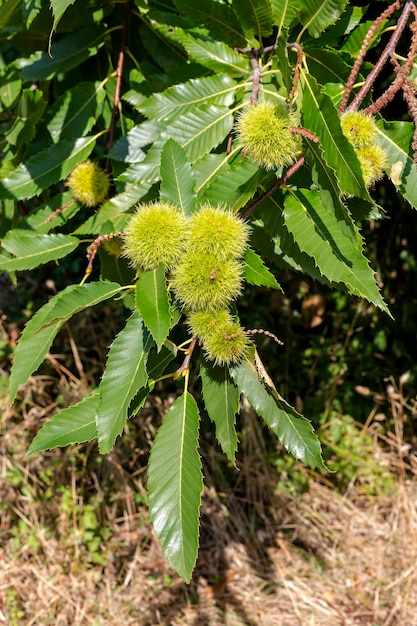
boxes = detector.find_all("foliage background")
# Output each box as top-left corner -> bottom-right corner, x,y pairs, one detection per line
1,0 -> 417,622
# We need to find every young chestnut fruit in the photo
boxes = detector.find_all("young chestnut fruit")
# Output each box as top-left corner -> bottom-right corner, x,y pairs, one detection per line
236,100 -> 302,171
123,202 -> 189,271
66,160 -> 109,207
340,111 -> 387,188
171,251 -> 243,312
188,309 -> 250,366
188,205 -> 249,260
356,144 -> 387,188
340,111 -> 378,149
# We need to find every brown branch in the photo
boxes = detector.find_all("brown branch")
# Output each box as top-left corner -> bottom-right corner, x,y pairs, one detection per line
248,50 -> 262,104
286,42 -> 304,104
85,231 -> 124,275
106,0 -> 131,173
241,156 -> 306,221
364,19 -> 417,115
174,338 -> 197,379
345,0 -> 414,113
291,126 -> 319,142
44,201 -> 74,223
339,0 -> 403,113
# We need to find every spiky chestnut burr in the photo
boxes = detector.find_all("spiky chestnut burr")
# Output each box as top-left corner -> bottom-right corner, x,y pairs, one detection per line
188,309 -> 250,366
235,100 -> 302,170
123,202 -> 189,271
189,205 -> 250,260
171,252 -> 243,312
340,111 -> 378,149
66,160 -> 109,207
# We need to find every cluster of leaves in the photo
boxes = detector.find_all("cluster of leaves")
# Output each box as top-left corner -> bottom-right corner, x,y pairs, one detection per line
1,0 -> 417,581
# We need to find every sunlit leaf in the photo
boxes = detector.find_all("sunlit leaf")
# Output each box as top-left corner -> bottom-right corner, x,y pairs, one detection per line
135,266 -> 171,351
298,0 -> 348,38
148,392 -> 203,582
27,391 -> 99,455
177,32 -> 249,75
96,311 -> 153,454
243,248 -> 281,289
0,135 -> 98,200
283,188 -> 388,312
0,232 -> 79,271
376,120 -> 417,211
9,282 -> 123,403
230,354 -> 326,469
301,73 -> 369,200
139,74 -> 236,122
200,363 -> 239,463
160,139 -> 197,215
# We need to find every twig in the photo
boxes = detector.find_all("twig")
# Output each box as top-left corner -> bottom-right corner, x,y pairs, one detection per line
343,0 -> 413,113
286,42 -> 304,104
106,0 -> 131,173
241,156 -> 306,221
44,201 -> 74,223
174,337 -> 197,378
81,232 -> 124,284
339,0 -> 403,113
249,51 -> 261,104
364,19 -> 417,115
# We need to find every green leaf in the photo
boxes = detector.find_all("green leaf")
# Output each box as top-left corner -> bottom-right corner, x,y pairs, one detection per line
43,81 -> 106,143
74,185 -> 146,235
270,0 -> 300,31
148,392 -> 203,582
110,123 -> 160,161
6,89 -> 46,146
283,188 -> 388,312
230,355 -> 326,469
0,232 -> 79,271
96,312 -> 153,454
232,0 -> 273,41
304,47 -> 353,85
177,32 -> 248,75
27,391 -> 99,455
160,139 -> 196,215
135,266 -> 171,351
301,73 -> 368,200
22,0 -> 42,27
0,135 -> 98,200
0,72 -> 21,108
165,105 -> 234,163
49,0 -> 78,42
199,156 -> 260,210
376,120 -> 417,210
139,74 -> 236,122
298,0 -> 348,38
9,281 -> 123,403
174,0 -> 246,47
17,25 -> 106,81
200,363 -> 239,463
243,248 -> 281,289
0,0 -> 21,30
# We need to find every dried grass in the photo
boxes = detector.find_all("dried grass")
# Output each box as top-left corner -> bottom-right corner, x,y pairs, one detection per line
1,321 -> 417,625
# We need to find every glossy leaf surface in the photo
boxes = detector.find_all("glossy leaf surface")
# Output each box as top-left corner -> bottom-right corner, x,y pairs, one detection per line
148,392 -> 203,582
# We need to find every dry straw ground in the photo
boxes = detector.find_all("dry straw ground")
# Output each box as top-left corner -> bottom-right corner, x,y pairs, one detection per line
1,318 -> 417,626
